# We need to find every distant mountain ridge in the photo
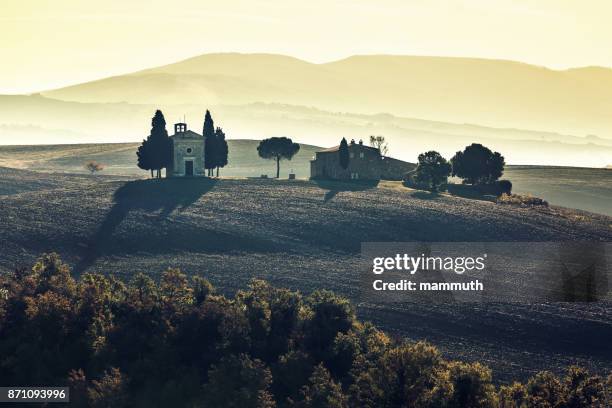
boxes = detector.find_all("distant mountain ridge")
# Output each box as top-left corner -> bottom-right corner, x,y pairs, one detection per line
41,53 -> 612,137
1,53 -> 611,167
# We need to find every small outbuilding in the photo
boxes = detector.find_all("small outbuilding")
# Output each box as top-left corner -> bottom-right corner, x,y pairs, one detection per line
168,123 -> 205,177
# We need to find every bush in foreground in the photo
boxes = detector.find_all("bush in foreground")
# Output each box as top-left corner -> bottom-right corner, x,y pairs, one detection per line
0,254 -> 609,407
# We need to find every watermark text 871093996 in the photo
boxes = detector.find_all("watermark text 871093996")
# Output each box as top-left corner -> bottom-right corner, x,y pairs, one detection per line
0,387 -> 69,403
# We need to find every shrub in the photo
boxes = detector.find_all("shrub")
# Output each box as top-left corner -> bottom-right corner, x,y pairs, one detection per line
403,170 -> 447,192
448,361 -> 498,408
376,341 -> 453,407
448,180 -> 513,197
294,364 -> 347,408
564,366 -> 608,407
496,180 -> 513,195
87,368 -> 129,408
526,371 -> 567,407
202,354 -> 274,408
85,161 -> 105,175
497,193 -> 548,207
499,382 -> 527,408
476,180 -> 512,196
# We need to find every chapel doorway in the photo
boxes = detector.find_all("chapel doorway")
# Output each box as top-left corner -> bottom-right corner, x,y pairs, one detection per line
185,160 -> 194,176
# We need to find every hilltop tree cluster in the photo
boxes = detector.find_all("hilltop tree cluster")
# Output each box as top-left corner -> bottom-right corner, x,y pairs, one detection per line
407,143 -> 511,194
0,253 -> 609,408
137,110 -> 228,178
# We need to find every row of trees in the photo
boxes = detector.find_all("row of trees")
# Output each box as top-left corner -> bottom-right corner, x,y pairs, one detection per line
410,143 -> 509,193
0,253 -> 609,407
136,112 -> 301,179
335,136 -> 507,193
137,110 -> 228,178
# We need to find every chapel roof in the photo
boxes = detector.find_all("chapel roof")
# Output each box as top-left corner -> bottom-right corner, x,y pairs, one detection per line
170,129 -> 202,139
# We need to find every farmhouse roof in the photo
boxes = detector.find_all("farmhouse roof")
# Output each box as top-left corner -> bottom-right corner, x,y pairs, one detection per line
317,144 -> 380,153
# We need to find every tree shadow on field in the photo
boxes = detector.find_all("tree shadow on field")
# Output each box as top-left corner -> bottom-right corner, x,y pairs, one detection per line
313,179 -> 379,202
74,178 -> 217,274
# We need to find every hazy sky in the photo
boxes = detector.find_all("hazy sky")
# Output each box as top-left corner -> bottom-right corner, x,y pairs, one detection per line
2,0 -> 612,94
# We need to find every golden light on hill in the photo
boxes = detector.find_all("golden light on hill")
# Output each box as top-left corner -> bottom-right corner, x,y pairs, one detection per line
2,0 -> 612,94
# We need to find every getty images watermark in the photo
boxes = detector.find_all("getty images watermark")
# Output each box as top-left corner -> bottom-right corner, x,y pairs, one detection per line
360,242 -> 611,303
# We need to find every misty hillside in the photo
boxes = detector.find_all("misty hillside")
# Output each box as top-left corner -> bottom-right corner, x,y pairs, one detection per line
42,53 -> 612,137
1,95 -> 611,167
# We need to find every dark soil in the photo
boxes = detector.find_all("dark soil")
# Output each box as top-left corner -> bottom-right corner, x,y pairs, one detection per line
0,167 -> 610,383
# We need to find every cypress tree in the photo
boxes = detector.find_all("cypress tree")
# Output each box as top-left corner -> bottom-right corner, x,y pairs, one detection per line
148,110 -> 170,178
136,138 -> 153,178
203,110 -> 215,176
339,137 -> 350,169
214,127 -> 229,177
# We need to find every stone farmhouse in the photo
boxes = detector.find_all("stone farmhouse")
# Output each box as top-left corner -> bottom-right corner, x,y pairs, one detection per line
310,139 -> 415,181
167,122 -> 205,177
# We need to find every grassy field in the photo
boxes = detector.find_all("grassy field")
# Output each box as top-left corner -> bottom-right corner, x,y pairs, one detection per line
0,167 -> 610,383
503,165 -> 612,216
0,140 -> 320,178
0,141 -> 610,215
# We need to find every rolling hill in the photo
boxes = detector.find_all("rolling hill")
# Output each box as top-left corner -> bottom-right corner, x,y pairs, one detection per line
42,53 -> 612,137
0,167 -> 610,382
1,141 -> 611,216
0,140 -> 321,178
2,53 -> 612,168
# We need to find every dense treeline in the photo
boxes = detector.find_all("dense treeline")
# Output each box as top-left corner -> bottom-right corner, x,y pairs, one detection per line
0,254 -> 609,407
